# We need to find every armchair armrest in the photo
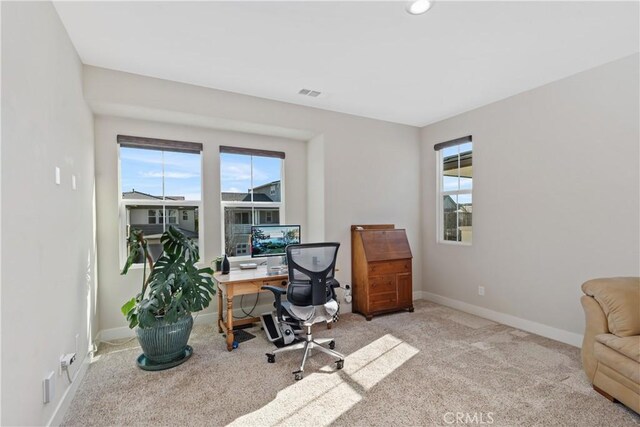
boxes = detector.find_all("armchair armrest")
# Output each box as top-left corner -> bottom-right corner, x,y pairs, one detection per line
581,295 -> 609,381
262,285 -> 287,320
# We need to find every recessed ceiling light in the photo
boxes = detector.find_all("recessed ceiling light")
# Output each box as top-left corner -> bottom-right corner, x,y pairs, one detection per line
407,0 -> 433,15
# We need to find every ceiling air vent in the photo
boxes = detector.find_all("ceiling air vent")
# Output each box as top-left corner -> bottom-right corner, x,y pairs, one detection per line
298,88 -> 322,97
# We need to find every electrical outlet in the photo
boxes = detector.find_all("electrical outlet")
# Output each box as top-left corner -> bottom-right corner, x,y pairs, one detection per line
55,167 -> 61,185
478,286 -> 485,296
60,353 -> 76,375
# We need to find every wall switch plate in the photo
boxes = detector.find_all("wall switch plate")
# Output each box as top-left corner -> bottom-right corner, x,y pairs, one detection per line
43,371 -> 55,404
72,175 -> 77,190
478,286 -> 485,296
55,167 -> 61,185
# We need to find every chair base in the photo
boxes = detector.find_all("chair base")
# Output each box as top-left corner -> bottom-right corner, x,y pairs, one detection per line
266,325 -> 344,380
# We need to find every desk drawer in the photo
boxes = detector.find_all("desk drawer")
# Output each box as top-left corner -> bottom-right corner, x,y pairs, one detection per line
369,275 -> 396,295
231,281 -> 265,294
369,292 -> 398,311
368,260 -> 410,276
263,279 -> 288,288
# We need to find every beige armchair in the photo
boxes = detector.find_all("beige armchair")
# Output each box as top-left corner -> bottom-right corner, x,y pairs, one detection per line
581,277 -> 640,414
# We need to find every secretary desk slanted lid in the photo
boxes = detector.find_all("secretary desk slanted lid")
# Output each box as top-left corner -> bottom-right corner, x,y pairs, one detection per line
359,229 -> 412,262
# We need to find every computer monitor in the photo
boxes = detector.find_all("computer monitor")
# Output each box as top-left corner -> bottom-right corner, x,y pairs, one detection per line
251,225 -> 301,258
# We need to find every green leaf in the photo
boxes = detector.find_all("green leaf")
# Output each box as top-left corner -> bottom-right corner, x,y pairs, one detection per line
121,297 -> 137,316
161,225 -> 199,262
121,228 -> 149,275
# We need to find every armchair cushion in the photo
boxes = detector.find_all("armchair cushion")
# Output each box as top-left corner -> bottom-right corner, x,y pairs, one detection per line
594,341 -> 640,385
582,277 -> 640,337
596,334 -> 640,363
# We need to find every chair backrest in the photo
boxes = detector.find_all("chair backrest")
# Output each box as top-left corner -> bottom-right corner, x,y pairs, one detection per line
286,242 -> 340,306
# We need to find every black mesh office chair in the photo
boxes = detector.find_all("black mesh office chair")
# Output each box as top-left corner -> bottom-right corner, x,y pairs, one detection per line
262,242 -> 344,380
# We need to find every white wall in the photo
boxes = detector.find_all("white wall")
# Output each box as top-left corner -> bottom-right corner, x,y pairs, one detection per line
420,54 -> 640,342
307,134 -> 325,243
1,2 -> 96,425
85,67 -> 422,336
95,116 -> 309,332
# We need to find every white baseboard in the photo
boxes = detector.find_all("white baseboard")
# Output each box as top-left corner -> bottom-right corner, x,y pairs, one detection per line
97,311 -> 221,342
421,291 -> 583,348
47,351 -> 91,426
97,325 -> 135,342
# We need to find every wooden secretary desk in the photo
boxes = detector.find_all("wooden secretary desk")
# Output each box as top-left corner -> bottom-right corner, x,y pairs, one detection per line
351,224 -> 414,320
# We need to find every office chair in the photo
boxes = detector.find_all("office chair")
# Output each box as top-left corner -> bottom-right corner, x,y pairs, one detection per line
262,242 -> 344,380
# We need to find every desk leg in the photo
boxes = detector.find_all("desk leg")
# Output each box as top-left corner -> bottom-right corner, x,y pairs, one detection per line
226,296 -> 234,351
217,289 -> 223,333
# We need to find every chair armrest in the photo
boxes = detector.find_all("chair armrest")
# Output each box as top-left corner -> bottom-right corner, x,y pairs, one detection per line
262,285 -> 286,320
328,279 -> 340,300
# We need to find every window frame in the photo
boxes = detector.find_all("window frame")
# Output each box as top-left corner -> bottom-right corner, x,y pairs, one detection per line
148,209 -> 157,224
436,142 -> 473,246
117,144 -> 204,269
220,152 -> 285,261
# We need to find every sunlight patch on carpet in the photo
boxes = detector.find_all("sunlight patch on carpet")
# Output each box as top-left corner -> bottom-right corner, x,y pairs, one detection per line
227,334 -> 419,427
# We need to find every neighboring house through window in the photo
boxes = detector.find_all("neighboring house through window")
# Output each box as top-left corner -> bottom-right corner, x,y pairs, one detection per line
119,135 -> 203,264
220,145 -> 284,257
436,135 -> 473,244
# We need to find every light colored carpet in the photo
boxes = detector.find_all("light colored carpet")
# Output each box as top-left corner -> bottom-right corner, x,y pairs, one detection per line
62,300 -> 640,426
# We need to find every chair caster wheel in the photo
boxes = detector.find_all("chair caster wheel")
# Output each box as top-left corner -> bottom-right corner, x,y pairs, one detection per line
329,341 -> 335,350
336,360 -> 344,370
266,353 -> 275,363
294,371 -> 303,381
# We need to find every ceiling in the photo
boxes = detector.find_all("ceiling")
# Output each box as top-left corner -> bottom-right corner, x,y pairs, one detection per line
53,1 -> 639,127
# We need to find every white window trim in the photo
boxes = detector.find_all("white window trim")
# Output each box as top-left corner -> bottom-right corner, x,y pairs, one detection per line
436,148 -> 472,246
118,148 -> 204,270
220,157 -> 285,261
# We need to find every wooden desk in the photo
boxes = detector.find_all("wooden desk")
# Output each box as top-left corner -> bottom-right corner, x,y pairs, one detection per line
213,267 -> 288,351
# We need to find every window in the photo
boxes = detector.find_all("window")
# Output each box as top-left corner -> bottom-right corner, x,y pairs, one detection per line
166,209 -> 178,224
436,136 -> 472,244
236,243 -> 249,256
220,146 -> 285,257
119,135 -> 203,265
148,209 -> 157,224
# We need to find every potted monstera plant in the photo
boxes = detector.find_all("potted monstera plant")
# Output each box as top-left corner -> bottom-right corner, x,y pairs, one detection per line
121,226 -> 215,369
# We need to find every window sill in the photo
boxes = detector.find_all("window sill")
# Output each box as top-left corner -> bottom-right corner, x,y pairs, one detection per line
121,261 -> 209,271
437,240 -> 472,246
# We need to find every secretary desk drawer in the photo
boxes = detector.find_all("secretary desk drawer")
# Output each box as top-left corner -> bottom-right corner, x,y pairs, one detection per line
369,274 -> 396,295
369,292 -> 398,311
368,260 -> 411,276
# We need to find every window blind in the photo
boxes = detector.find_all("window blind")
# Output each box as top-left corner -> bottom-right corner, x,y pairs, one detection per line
433,135 -> 472,151
117,135 -> 203,154
219,145 -> 285,159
